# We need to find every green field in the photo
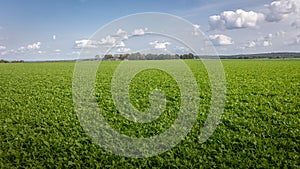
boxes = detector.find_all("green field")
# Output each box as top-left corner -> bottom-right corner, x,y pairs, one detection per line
0,60 -> 299,168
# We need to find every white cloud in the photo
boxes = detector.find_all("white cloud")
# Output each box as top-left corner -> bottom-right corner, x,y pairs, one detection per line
245,41 -> 257,48
1,49 -> 15,56
74,35 -> 121,49
117,48 -> 131,53
0,45 -> 6,50
265,33 -> 273,40
193,24 -> 200,29
18,46 -> 25,52
27,42 -> 41,50
0,45 -> 7,55
149,41 -> 171,49
244,34 -> 273,48
53,35 -> 56,40
99,35 -> 116,45
1,51 -> 7,56
0,43 -> 45,56
209,34 -> 234,45
193,24 -> 201,36
263,40 -> 272,47
265,0 -> 300,22
74,36 -> 118,49
209,9 -> 265,30
116,41 -> 125,47
259,34 -> 273,47
75,39 -> 92,48
115,29 -> 128,39
132,28 -> 145,36
291,19 -> 300,28
54,49 -> 61,52
74,39 -> 98,48
116,29 -> 126,35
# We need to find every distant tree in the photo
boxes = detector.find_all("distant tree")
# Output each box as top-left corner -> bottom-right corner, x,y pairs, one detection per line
11,60 -> 24,63
0,59 -> 9,63
119,54 -> 129,60
104,54 -> 113,60
188,53 -> 194,59
145,54 -> 156,60
180,53 -> 194,59
94,55 -> 100,60
128,52 -> 145,60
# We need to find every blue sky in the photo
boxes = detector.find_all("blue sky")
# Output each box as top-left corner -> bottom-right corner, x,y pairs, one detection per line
0,0 -> 299,61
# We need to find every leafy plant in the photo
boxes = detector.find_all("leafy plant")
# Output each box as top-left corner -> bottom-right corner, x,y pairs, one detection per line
0,60 -> 299,168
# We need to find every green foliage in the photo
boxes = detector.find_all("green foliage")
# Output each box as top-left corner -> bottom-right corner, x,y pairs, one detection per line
0,59 -> 24,63
102,52 -> 194,60
0,60 -> 299,168
0,59 -> 9,63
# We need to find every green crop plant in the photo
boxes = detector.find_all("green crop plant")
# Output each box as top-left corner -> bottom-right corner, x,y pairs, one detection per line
0,60 -> 299,168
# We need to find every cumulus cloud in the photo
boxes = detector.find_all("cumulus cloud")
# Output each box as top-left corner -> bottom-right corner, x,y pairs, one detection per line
0,45 -> 6,50
132,28 -> 146,36
18,46 -> 25,52
209,34 -> 234,45
0,45 -> 6,55
74,36 -> 122,49
115,29 -> 129,39
74,39 -> 97,48
244,34 -> 273,48
115,41 -> 125,47
193,24 -> 201,36
53,35 -> 56,40
74,36 -> 117,49
99,35 -> 116,45
265,0 -> 300,22
27,42 -> 41,50
263,40 -> 272,47
1,49 -> 18,56
118,27 -> 148,38
149,41 -> 171,49
54,49 -> 61,52
209,9 -> 265,30
117,48 -> 130,53
245,41 -> 257,48
260,34 -> 273,47
1,51 -> 8,56
116,29 -> 126,35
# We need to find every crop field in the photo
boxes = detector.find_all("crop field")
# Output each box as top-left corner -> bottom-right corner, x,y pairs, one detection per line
0,59 -> 299,168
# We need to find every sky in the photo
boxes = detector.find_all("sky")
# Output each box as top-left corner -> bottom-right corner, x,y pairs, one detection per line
0,0 -> 299,61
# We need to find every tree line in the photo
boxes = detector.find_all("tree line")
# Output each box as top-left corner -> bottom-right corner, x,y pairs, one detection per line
99,52 -> 195,60
98,52 -> 300,60
0,59 -> 24,63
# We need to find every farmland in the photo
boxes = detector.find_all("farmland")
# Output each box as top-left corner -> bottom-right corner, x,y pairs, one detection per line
0,59 -> 299,168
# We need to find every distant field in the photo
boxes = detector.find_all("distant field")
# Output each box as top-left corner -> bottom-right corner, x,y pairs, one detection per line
0,60 -> 299,168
